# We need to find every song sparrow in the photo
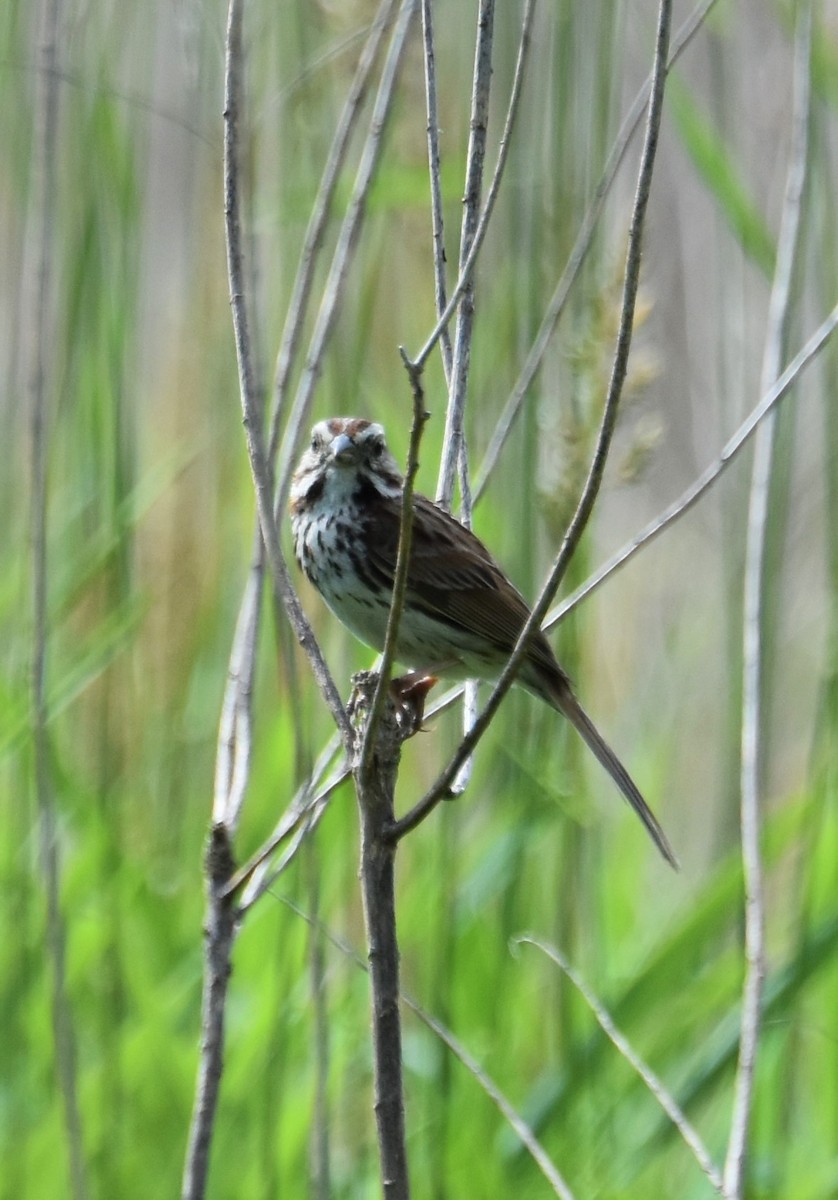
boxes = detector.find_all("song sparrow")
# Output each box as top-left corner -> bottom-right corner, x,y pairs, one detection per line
290,416 -> 677,867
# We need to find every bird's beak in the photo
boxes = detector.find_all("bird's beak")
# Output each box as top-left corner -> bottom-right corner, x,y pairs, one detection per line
330,433 -> 356,465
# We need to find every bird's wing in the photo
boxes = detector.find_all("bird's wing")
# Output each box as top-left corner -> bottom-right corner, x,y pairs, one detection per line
365,493 -> 557,671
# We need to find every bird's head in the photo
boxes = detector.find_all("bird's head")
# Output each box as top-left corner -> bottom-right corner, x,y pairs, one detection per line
291,417 -> 403,510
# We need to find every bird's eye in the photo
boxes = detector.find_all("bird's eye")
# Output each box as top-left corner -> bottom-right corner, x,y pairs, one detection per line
370,438 -> 384,457
311,432 -> 321,451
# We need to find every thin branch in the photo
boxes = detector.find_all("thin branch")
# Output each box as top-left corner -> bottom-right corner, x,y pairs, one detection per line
542,302 -> 838,638
723,7 -> 813,1195
420,0 -> 453,386
359,385 -> 430,782
25,0 -> 89,1196
274,0 -> 419,519
218,0 -> 418,885
410,0 -> 537,376
351,675 -> 411,1199
436,0 -> 495,508
422,0 -> 535,791
350,376 -> 430,1195
213,535 -> 262,829
231,737 -> 345,911
473,0 -> 720,501
408,1000 -> 577,1200
182,10 -> 255,1192
517,937 -> 723,1193
391,0 -> 674,840
222,0 -> 352,748
181,827 -> 238,1200
213,2 -> 398,837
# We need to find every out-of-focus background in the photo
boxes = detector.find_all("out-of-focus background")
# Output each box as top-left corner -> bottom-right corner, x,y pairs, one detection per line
3,1 -> 838,1196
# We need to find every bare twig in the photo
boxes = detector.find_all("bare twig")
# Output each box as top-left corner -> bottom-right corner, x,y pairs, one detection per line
359,386 -> 430,781
436,0 -> 495,508
232,737 -> 345,911
723,7 -> 813,1196
213,538 -> 262,829
420,0 -> 454,386
25,1 -> 89,1197
424,301 -> 838,728
182,11 -> 255,1190
391,0 -> 674,840
474,0 -> 719,500
542,302 -> 838,638
223,0 -> 352,748
410,0 -> 536,377
352,378 -> 430,1194
410,1001 -> 577,1200
185,5 -> 309,1193
424,0 -> 535,792
517,936 -> 723,1193
214,2 -> 397,838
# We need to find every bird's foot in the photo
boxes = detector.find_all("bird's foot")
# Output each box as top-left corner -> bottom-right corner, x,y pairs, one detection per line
390,671 -> 439,736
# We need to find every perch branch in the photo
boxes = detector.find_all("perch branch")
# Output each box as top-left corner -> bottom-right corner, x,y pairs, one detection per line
351,676 -> 412,1199
359,388 -> 430,782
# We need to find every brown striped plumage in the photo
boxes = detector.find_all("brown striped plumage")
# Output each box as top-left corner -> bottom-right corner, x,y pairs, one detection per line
290,417 -> 677,867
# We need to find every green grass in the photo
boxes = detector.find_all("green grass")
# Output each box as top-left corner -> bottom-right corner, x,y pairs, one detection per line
3,1 -> 838,1197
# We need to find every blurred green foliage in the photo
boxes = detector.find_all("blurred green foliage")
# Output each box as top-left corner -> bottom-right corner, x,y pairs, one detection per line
3,1 -> 838,1197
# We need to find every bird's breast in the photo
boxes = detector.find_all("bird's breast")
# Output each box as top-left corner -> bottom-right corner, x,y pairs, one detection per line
291,500 -> 392,652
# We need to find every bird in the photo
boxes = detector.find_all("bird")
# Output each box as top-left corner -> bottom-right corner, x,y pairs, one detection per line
290,416 -> 677,867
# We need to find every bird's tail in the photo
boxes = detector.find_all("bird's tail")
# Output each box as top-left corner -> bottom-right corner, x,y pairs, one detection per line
552,683 -> 679,869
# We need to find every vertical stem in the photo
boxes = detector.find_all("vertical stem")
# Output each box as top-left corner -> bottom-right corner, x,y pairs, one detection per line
420,0 -> 454,387
435,0 -> 495,791
436,0 -> 495,509
353,676 -> 410,1199
181,6 -> 250,1196
723,6 -> 812,1195
182,827 -> 238,1200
